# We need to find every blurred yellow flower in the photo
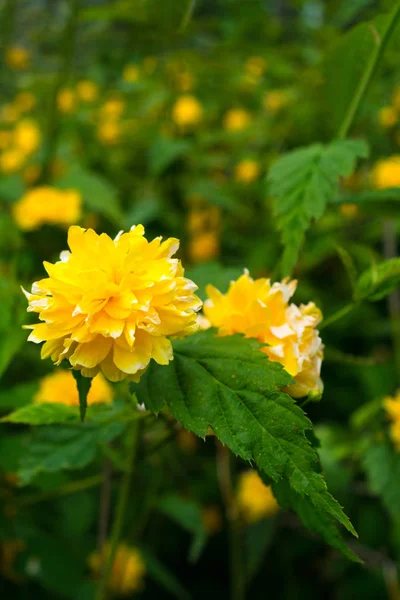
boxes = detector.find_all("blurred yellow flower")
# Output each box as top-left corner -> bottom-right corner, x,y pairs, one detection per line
13,187 -> 82,230
13,119 -> 40,155
123,64 -> 139,82
263,90 -> 289,113
0,148 -> 25,173
384,392 -> 400,450
0,130 -> 12,149
204,272 -> 324,398
223,108 -> 251,132
237,470 -> 279,523
6,46 -> 30,70
101,99 -> 125,120
172,95 -> 203,127
245,56 -> 267,78
372,156 -> 400,189
378,106 -> 398,128
23,225 -> 202,382
57,88 -> 76,113
340,203 -> 359,218
202,505 -> 222,534
89,543 -> 145,596
97,120 -> 120,145
1,103 -> 20,123
234,159 -> 260,183
189,232 -> 220,263
35,369 -> 113,406
76,80 -> 98,102
15,91 -> 36,113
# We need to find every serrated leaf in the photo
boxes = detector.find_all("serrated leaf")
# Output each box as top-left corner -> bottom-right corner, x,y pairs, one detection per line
133,330 -> 357,555
358,257 -> 400,301
158,495 -> 207,562
17,421 -> 125,485
267,139 -> 369,275
72,371 -> 92,422
362,441 -> 400,518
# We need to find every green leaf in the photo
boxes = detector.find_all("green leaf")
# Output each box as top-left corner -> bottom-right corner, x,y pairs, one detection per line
1,402 -> 78,425
362,441 -> 400,518
245,519 -> 276,583
72,371 -> 92,422
357,257 -> 400,301
158,495 -> 207,562
140,547 -> 192,600
57,165 -> 124,226
267,139 -> 369,275
17,421 -> 125,485
133,330 -> 357,556
149,136 -> 191,176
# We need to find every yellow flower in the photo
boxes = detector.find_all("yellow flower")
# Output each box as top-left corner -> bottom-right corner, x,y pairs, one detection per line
172,95 -> 203,128
263,90 -> 290,113
57,88 -> 76,113
97,120 -> 120,145
123,64 -> 139,82
6,46 -> 30,70
203,271 -> 324,398
0,103 -> 20,123
245,56 -> 267,78
89,543 -> 145,596
223,108 -> 251,132
0,130 -> 12,149
384,392 -> 400,450
15,91 -> 36,113
378,106 -> 398,128
13,187 -> 82,230
13,119 -> 40,155
234,159 -> 260,183
35,369 -> 113,406
340,203 -> 359,218
100,99 -> 125,120
372,156 -> 400,189
76,80 -> 98,102
0,148 -> 25,173
202,505 -> 222,534
23,225 -> 202,382
237,470 -> 279,523
189,232 -> 220,263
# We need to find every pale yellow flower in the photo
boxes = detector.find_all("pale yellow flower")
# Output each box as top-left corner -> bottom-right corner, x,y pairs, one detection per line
23,225 -> 202,382
15,91 -> 36,113
123,64 -> 139,82
172,95 -> 203,128
6,46 -> 30,70
263,90 -> 290,113
237,470 -> 279,523
372,156 -> 400,189
89,543 -> 145,596
76,80 -> 98,103
378,106 -> 398,128
35,369 -> 113,406
13,187 -> 81,230
223,108 -> 251,132
57,89 -> 76,113
234,159 -> 260,183
203,271 -> 324,398
13,119 -> 40,155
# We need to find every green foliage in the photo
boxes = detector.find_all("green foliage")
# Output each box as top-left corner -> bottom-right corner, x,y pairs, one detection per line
362,441 -> 400,518
357,257 -> 400,301
72,370 -> 92,422
139,547 -> 192,600
267,139 -> 369,275
149,136 -> 191,176
134,330 -> 357,556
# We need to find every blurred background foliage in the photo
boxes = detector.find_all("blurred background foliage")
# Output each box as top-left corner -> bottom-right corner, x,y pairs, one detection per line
2,0 -> 400,598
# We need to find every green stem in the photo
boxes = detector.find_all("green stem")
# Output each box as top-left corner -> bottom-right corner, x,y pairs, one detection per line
337,2 -> 400,139
319,303 -> 355,331
216,442 -> 245,600
40,0 -> 79,182
179,0 -> 196,32
96,420 -> 140,600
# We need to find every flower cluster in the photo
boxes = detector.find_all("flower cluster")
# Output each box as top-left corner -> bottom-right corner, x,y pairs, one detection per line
203,271 -> 324,398
89,543 -> 146,596
24,225 -> 202,382
34,369 -> 113,406
13,187 -> 81,230
237,470 -> 279,523
0,119 -> 40,174
383,391 -> 400,450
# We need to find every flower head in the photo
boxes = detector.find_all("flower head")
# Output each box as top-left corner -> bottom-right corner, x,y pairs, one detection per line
378,106 -> 398,128
234,159 -> 260,183
24,225 -> 202,382
384,392 -> 400,450
172,95 -> 203,127
237,470 -> 279,523
203,271 -> 323,398
13,119 -> 40,155
223,108 -> 251,132
13,187 -> 81,230
123,64 -> 139,82
263,90 -> 290,113
89,543 -> 145,596
76,80 -> 98,103
57,89 -> 76,113
35,369 -> 113,406
372,156 -> 400,189
6,47 -> 30,70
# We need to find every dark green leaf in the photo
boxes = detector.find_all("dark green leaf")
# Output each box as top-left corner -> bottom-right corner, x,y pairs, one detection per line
158,495 -> 207,562
358,257 -> 400,301
362,441 -> 400,518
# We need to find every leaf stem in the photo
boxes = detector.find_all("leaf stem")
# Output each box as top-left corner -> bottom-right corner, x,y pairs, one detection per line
337,2 -> 400,139
96,419 -> 140,600
319,303 -> 355,331
216,442 -> 245,600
